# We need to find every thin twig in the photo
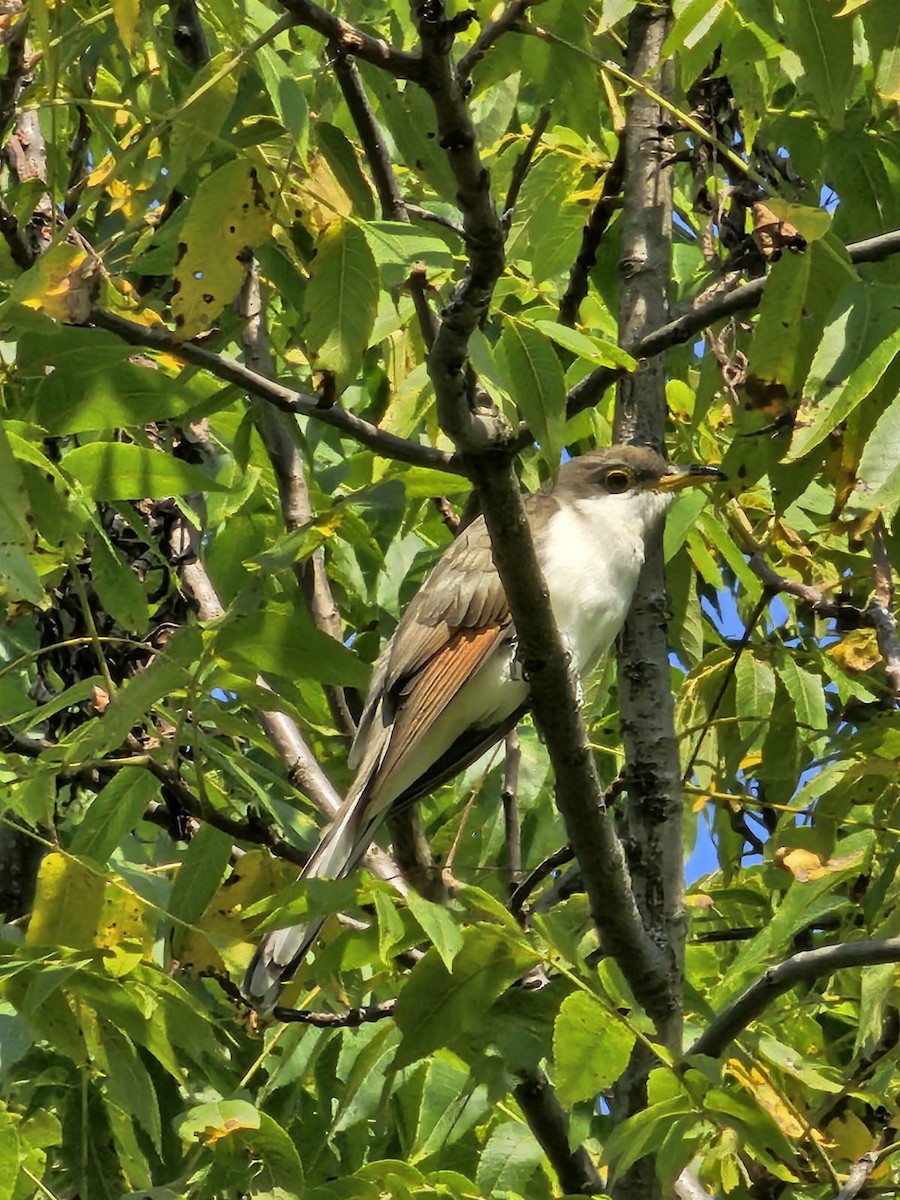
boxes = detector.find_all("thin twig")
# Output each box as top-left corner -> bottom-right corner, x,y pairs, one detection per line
682,590 -> 769,784
456,0 -> 534,81
327,45 -> 440,351
273,998 -> 397,1026
404,202 -> 465,238
558,136 -> 625,327
503,104 -> 551,220
508,843 -> 575,919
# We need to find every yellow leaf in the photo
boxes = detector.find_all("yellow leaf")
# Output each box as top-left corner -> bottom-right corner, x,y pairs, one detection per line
10,244 -> 101,324
774,846 -> 864,882
287,154 -> 353,234
171,160 -> 276,339
27,853 -> 106,949
26,852 -> 153,966
826,628 -> 880,673
775,847 -> 828,882
111,0 -> 140,52
826,1111 -> 887,1176
202,1116 -> 259,1146
726,1059 -> 806,1138
179,850 -> 296,977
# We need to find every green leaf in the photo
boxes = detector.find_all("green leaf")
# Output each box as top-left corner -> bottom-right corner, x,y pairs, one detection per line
789,283 -> 900,459
496,320 -> 566,468
0,1110 -> 21,1200
99,1020 -> 163,1151
780,0 -> 854,127
315,123 -> 375,219
256,43 -> 309,151
532,319 -> 637,371
714,832 -> 872,1001
410,1054 -> 489,1158
0,423 -> 45,606
62,442 -> 229,500
167,53 -> 239,187
776,658 -> 828,733
735,656 -> 776,743
70,769 -> 159,864
746,237 -> 855,401
553,990 -> 636,1106
90,528 -> 150,632
475,1120 -> 543,1195
404,890 -> 464,971
362,222 -> 454,272
214,608 -> 370,688
305,217 -> 379,385
862,1 -> 900,100
855,393 -> 900,518
393,925 -> 538,1069
168,824 -> 233,953
62,626 -> 202,763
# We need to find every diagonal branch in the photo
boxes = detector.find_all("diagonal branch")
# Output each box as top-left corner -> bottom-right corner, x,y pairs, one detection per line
514,1067 -> 604,1195
88,308 -> 463,475
565,226 -> 900,421
687,937 -> 900,1061
456,0 -> 534,81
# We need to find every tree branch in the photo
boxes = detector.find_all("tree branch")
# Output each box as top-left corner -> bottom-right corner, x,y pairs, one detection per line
406,0 -> 670,1028
277,0 -> 423,81
501,730 -> 522,896
558,136 -> 625,328
514,1066 -> 605,1195
411,2 -> 510,449
236,259 -> 357,738
272,998 -> 397,1026
565,226 -> 900,422
687,937 -> 900,1061
502,104 -> 551,220
456,0 -> 534,81
88,308 -> 462,475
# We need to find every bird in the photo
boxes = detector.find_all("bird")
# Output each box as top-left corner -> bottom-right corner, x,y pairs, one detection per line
241,444 -> 724,1012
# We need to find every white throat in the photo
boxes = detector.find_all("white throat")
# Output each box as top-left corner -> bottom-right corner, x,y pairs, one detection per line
537,490 -> 674,672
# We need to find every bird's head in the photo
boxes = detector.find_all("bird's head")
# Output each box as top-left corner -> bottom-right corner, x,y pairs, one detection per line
555,444 -> 726,529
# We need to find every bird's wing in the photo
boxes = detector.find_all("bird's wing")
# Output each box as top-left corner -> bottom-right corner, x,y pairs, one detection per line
349,515 -> 511,768
347,514 -> 525,801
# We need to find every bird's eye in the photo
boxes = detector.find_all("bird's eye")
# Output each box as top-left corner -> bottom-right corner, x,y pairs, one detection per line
605,469 -> 632,494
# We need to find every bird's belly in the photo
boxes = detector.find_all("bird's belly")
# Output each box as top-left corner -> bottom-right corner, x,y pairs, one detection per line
540,505 -> 646,671
379,640 -> 526,807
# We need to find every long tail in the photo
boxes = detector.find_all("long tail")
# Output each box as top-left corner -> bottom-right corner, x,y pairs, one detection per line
240,791 -> 379,1015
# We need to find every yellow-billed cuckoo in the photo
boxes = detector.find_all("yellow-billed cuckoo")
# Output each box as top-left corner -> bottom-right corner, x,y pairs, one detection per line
242,445 -> 724,1012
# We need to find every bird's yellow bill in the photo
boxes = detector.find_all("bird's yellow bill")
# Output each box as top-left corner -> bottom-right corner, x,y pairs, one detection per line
653,464 -> 727,492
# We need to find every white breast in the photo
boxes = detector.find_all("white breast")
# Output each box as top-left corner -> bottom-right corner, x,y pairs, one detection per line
538,493 -> 667,672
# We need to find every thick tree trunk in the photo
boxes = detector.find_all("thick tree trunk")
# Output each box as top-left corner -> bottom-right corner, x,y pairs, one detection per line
611,6 -> 681,1200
